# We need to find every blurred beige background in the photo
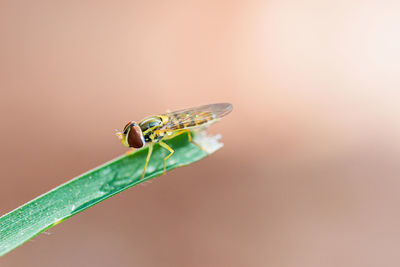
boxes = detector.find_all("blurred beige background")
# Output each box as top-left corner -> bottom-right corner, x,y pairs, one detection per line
1,0 -> 400,266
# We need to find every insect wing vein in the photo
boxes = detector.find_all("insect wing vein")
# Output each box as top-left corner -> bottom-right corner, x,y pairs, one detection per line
161,103 -> 232,131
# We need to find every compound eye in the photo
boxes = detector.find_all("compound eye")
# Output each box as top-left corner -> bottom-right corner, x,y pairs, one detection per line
127,125 -> 145,148
123,121 -> 136,134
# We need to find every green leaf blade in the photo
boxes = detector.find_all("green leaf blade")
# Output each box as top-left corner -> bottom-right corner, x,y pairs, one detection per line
0,132 -> 222,256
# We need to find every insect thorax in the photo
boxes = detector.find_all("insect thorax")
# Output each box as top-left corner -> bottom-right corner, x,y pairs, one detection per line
139,116 -> 167,143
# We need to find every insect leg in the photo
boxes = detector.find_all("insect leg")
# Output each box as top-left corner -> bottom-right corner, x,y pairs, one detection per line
126,148 -> 135,156
141,143 -> 153,179
183,129 -> 192,142
158,141 -> 174,175
181,129 -> 205,152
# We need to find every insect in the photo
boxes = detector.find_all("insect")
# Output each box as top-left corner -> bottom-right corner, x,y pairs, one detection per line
116,103 -> 233,179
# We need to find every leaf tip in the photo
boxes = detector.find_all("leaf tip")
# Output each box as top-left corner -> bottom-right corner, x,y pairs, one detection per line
193,131 -> 224,154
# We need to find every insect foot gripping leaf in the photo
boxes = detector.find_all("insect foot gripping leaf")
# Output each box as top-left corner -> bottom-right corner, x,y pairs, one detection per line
0,131 -> 223,257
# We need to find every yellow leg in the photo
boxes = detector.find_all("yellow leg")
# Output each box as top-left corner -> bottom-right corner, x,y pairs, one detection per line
141,143 -> 153,179
183,129 -> 192,142
161,129 -> 192,142
126,148 -> 135,156
181,129 -> 205,152
159,141 -> 174,175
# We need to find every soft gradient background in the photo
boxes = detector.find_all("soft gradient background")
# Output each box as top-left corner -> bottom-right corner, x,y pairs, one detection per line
1,0 -> 400,266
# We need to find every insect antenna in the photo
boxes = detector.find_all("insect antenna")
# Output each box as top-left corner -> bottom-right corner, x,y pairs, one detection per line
115,129 -> 123,140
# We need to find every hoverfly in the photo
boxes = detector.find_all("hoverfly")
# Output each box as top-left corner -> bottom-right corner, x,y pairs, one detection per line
116,103 -> 232,179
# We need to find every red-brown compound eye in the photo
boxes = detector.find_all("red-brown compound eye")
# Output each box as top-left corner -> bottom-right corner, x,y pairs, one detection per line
123,121 -> 135,134
127,125 -> 145,148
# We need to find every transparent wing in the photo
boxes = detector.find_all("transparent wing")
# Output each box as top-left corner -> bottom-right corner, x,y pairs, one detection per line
160,103 -> 232,131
